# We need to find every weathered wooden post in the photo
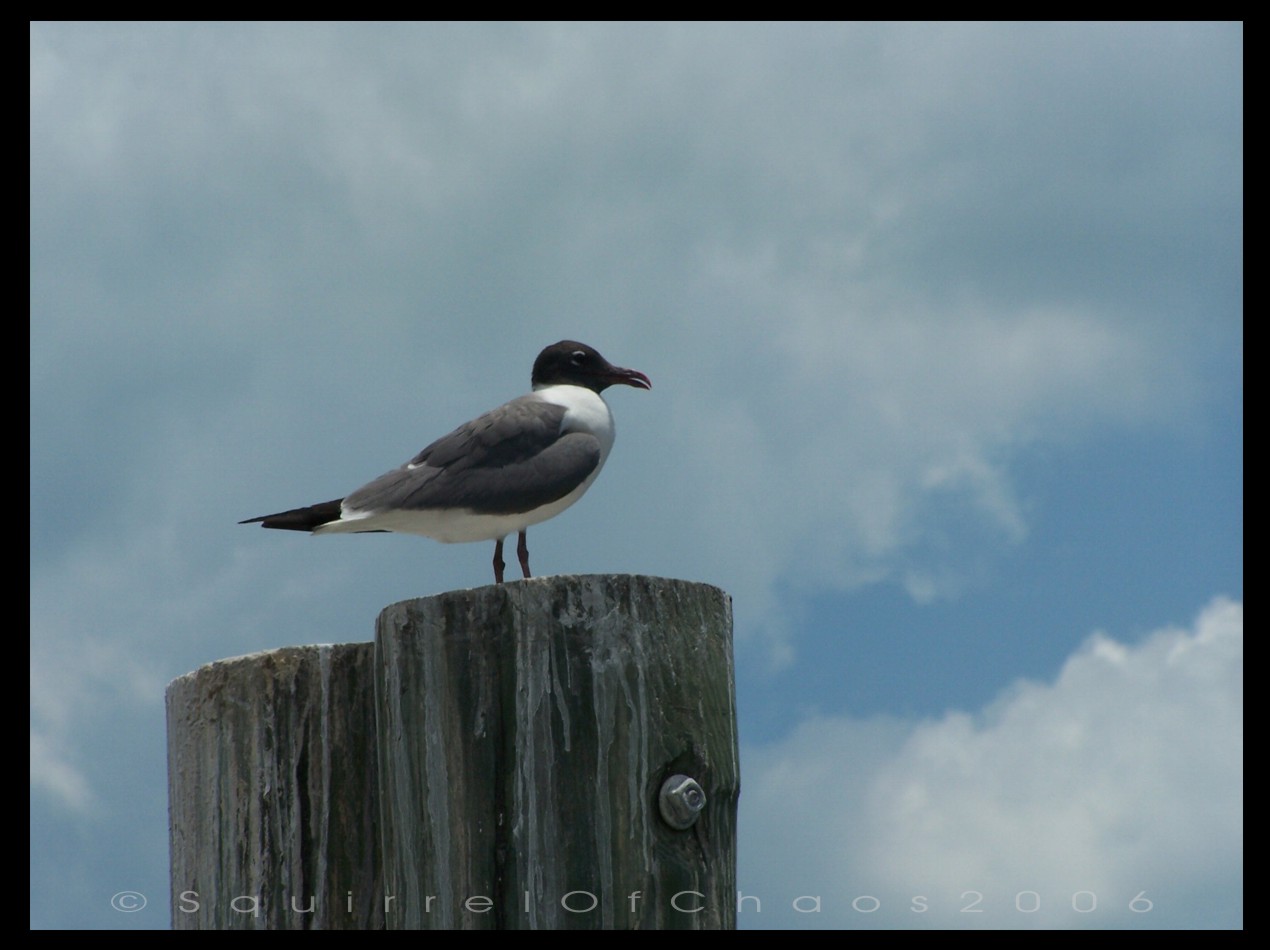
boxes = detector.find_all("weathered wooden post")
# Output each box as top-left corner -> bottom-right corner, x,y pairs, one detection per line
166,644 -> 383,929
167,575 -> 737,929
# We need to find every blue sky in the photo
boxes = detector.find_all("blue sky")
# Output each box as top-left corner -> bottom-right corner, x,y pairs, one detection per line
30,22 -> 1241,929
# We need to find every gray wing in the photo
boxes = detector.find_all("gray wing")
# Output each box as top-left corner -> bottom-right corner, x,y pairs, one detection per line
343,397 -> 601,516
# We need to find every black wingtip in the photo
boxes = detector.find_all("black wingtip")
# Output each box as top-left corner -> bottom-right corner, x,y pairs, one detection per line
240,499 -> 345,532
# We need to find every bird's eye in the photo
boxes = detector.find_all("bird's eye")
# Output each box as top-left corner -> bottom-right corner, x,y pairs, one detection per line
570,350 -> 586,364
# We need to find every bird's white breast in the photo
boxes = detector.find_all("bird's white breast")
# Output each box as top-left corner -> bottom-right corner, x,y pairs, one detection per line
532,383 -> 617,458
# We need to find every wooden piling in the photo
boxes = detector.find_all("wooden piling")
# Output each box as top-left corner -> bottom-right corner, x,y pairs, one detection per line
166,643 -> 383,929
167,575 -> 737,929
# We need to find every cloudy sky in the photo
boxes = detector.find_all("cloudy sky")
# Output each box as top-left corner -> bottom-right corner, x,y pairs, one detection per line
30,22 -> 1241,930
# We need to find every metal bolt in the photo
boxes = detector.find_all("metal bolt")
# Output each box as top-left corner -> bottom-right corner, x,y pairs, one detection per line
659,774 -> 706,829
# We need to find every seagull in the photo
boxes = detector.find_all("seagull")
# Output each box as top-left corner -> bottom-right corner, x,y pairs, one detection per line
240,341 -> 651,583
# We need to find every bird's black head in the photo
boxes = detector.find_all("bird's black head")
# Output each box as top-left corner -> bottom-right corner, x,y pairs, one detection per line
531,341 -> 652,394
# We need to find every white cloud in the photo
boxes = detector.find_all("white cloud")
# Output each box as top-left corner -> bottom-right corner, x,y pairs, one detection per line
30,732 -> 94,813
739,597 -> 1243,929
649,292 -> 1170,635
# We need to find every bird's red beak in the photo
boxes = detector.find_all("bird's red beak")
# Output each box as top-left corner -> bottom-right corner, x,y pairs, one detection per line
610,367 -> 652,390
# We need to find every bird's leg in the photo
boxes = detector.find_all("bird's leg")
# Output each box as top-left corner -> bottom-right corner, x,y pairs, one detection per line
493,538 -> 505,584
517,530 -> 531,578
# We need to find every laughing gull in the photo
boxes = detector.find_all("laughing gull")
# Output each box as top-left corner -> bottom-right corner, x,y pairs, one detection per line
241,341 -> 651,583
